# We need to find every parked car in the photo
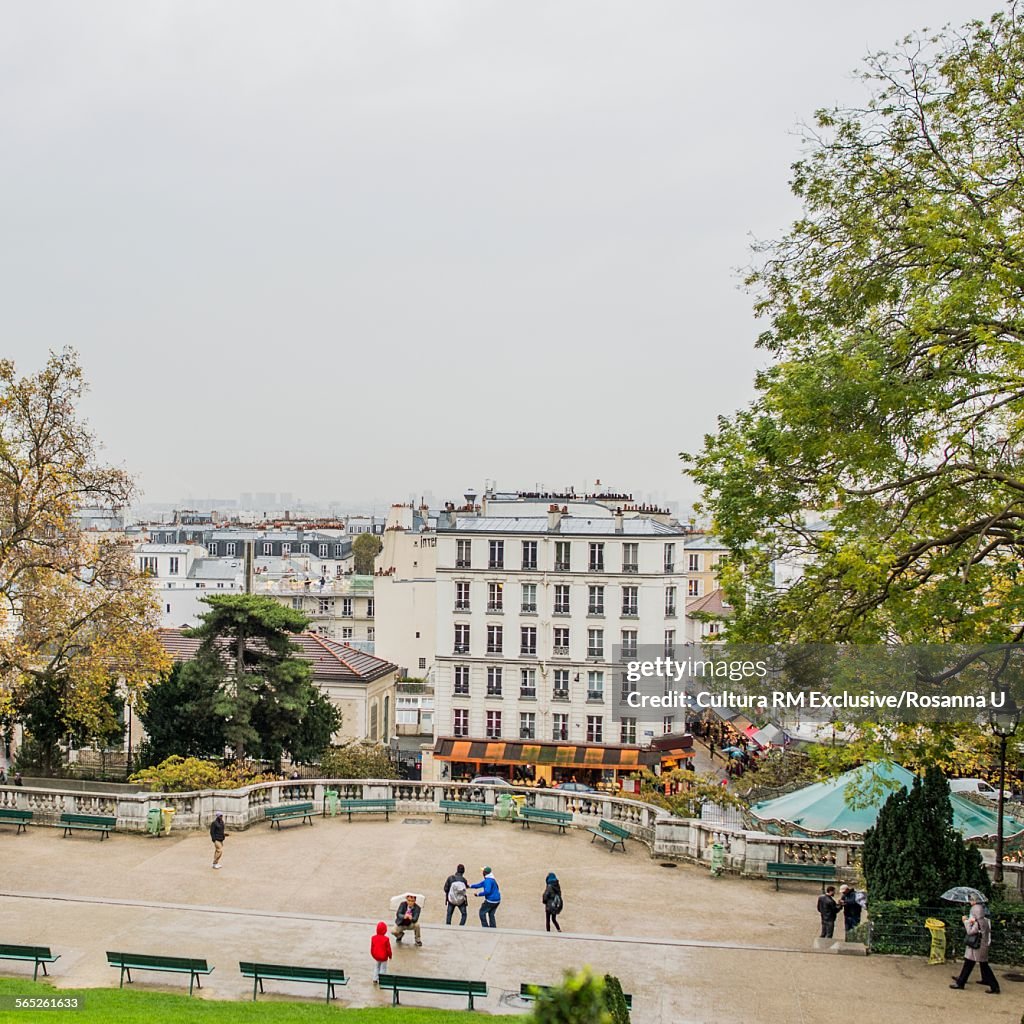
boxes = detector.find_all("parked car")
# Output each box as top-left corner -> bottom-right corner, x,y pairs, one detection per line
469,776 -> 512,787
949,777 -> 1014,802
554,781 -> 597,793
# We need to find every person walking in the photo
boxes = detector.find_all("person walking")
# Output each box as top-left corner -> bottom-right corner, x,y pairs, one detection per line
392,894 -> 422,946
471,866 -> 501,928
370,921 -> 392,984
209,811 -> 225,869
444,864 -> 469,926
542,872 -> 563,932
950,896 -> 999,994
816,886 -> 839,938
839,884 -> 861,938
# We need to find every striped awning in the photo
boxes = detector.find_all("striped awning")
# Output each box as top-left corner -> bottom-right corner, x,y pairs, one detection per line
433,737 -> 660,769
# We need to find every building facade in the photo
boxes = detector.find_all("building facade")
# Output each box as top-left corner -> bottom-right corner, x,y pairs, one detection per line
432,504 -> 690,782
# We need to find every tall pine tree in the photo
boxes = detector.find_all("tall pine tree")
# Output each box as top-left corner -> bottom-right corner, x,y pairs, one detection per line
863,766 -> 991,902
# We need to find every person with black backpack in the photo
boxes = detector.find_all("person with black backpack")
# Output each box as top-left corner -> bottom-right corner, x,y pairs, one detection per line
443,863 -> 469,926
542,872 -> 563,932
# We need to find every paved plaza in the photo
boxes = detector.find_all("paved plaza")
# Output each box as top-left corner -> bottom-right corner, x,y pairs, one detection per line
0,815 -> 1017,1022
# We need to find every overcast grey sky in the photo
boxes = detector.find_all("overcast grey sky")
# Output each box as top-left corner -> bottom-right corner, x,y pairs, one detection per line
1,1 -> 1002,510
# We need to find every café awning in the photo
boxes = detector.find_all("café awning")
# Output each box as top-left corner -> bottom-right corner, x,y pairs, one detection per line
433,737 -> 661,770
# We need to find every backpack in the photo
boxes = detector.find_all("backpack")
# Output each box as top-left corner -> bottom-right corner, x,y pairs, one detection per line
548,891 -> 563,913
448,878 -> 468,906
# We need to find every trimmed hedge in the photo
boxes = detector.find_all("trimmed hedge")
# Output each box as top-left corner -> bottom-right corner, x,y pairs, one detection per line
869,899 -> 1024,964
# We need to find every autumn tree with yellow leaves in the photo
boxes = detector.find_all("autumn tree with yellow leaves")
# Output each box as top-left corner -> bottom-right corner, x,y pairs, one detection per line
0,350 -> 168,774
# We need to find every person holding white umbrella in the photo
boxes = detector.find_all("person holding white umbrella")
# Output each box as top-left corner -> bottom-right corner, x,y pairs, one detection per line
948,893 -> 999,995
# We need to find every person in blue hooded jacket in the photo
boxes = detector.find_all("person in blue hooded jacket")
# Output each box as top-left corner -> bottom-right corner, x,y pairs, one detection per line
470,866 -> 501,927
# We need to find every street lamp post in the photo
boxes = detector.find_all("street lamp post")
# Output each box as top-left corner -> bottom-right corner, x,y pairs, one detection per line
990,690 -> 1021,885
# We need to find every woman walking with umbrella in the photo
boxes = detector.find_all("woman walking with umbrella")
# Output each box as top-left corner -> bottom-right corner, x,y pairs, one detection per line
946,891 -> 999,995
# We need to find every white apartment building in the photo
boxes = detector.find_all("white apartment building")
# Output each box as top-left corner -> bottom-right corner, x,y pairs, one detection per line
136,543 -> 244,627
372,504 -> 438,680
254,573 -> 376,648
432,504 -> 689,782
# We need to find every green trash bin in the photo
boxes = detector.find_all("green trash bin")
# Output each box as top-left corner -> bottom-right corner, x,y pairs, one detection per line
710,842 -> 725,877
146,807 -> 163,837
495,793 -> 513,820
325,789 -> 340,817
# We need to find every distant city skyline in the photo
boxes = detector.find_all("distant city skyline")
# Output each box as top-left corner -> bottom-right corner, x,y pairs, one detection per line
2,1 -> 999,510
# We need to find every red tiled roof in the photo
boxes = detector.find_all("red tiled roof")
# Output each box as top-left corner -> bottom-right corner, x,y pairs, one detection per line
685,590 -> 733,617
157,628 -> 396,684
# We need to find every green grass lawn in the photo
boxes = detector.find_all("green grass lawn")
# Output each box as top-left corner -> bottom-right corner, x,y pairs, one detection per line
0,979 -> 498,1022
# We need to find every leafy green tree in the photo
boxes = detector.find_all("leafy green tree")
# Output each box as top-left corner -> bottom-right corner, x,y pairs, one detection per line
17,670 -> 124,776
137,662 -> 227,765
862,766 -> 991,902
686,5 -> 1024,646
529,970 -> 610,1024
352,532 -> 382,575
186,594 -> 329,768
319,742 -> 397,779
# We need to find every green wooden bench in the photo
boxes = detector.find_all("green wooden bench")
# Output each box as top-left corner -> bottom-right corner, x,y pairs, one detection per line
60,812 -> 116,840
587,819 -> 630,851
239,961 -> 348,1003
106,952 -> 213,996
520,807 -> 572,833
0,944 -> 60,981
766,861 -> 837,891
337,798 -> 395,822
266,802 -> 315,829
0,808 -> 32,834
439,800 -> 492,825
378,973 -> 487,1010
521,983 -> 631,1009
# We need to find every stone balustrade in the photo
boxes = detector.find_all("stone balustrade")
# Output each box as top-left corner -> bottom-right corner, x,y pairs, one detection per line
5,779 -> 1002,884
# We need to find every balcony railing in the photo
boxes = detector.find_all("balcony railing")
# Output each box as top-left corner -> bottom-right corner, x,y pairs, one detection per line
486,688 -> 503,698
521,561 -> 537,571
486,603 -> 503,613
622,564 -> 639,574
453,687 -> 470,696
587,605 -> 604,616
664,563 -> 675,573
521,603 -> 537,613
622,607 -> 638,617
552,646 -> 569,657
554,561 -> 570,572
587,691 -> 605,701
520,646 -> 537,656
488,560 -> 504,570
455,559 -> 471,568
587,648 -> 604,660
454,601 -> 470,611
552,690 -> 569,701
589,562 -> 605,573
454,643 -> 470,654
520,688 -> 537,699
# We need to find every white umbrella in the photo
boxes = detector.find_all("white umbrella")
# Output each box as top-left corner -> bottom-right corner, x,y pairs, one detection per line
389,892 -> 426,911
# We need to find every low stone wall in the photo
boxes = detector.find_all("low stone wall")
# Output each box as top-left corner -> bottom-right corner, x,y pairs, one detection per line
3,779 -> 1004,885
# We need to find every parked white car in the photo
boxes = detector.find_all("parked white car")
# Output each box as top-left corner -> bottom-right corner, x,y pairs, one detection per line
949,777 -> 1014,802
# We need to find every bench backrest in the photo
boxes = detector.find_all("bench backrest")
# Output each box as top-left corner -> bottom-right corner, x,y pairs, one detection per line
340,799 -> 394,807
239,962 -> 345,982
598,820 -> 630,838
61,813 -> 116,826
267,803 -> 313,815
440,800 -> 491,811
523,807 -> 571,820
380,974 -> 486,995
0,944 -> 52,959
0,809 -> 32,819
107,952 -> 210,972
766,862 -> 836,875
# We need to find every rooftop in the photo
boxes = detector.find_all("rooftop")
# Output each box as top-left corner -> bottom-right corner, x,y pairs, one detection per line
440,516 -> 684,536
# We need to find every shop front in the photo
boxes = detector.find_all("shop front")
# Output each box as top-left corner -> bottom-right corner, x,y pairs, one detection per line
432,737 -> 661,790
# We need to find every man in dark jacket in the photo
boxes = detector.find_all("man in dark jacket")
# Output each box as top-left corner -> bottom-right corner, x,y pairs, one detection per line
840,884 -> 862,937
393,894 -> 422,945
443,864 -> 469,926
210,812 -> 225,869
817,886 -> 839,938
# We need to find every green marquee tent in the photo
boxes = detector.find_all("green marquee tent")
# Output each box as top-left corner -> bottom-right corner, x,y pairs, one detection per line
749,762 -> 1024,839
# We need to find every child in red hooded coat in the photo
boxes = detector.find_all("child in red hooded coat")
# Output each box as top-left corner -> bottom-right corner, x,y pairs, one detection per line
370,921 -> 392,983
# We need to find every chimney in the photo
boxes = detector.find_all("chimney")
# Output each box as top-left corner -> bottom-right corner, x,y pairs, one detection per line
547,503 -> 562,531
613,509 -> 624,533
